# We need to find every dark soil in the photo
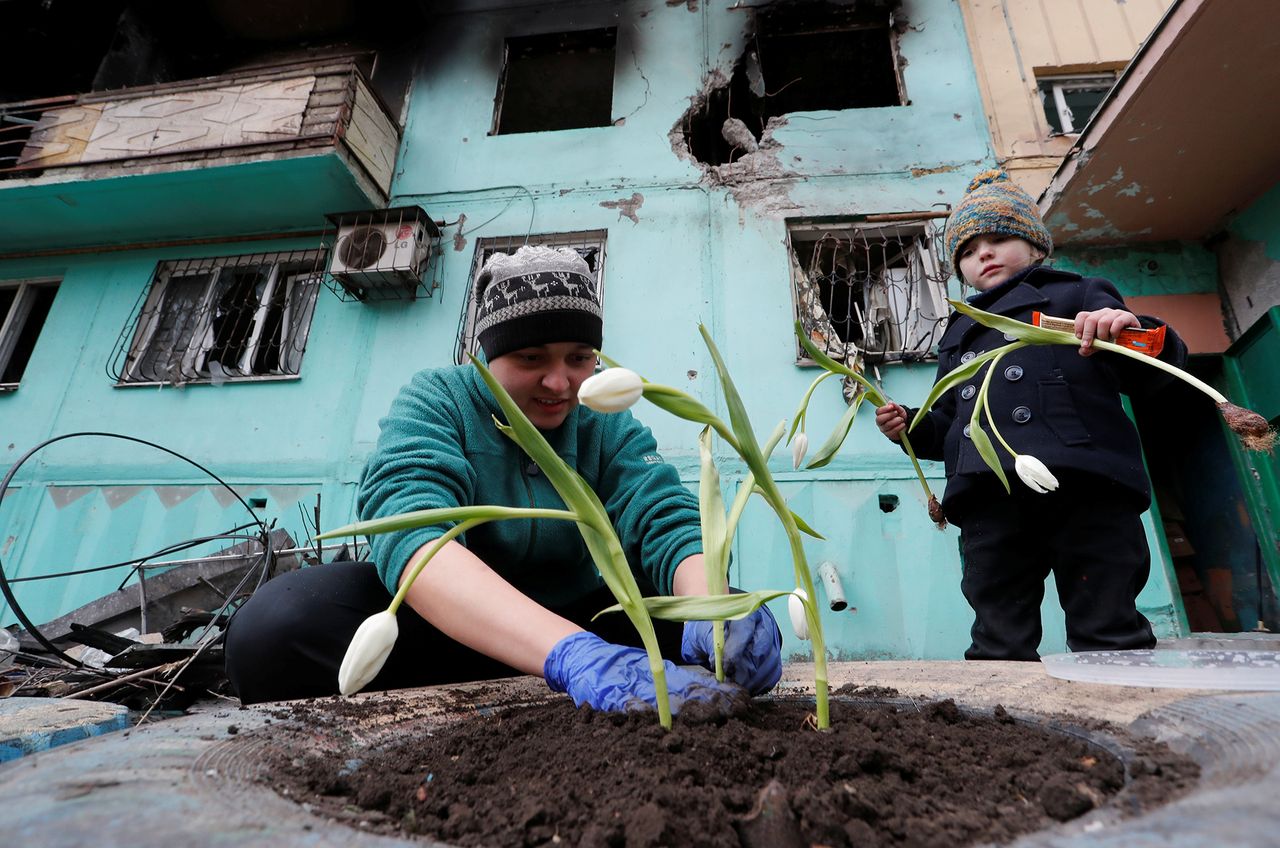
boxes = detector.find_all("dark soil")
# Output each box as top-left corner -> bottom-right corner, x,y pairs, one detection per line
260,693 -> 1198,848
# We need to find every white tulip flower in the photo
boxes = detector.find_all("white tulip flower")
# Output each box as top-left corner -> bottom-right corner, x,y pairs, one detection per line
338,611 -> 399,695
578,368 -> 644,413
1014,454 -> 1059,494
791,432 -> 809,470
788,588 -> 810,641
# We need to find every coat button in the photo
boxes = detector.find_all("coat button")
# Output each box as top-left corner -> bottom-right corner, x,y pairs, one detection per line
960,351 -> 977,363
526,461 -> 540,476
1004,365 -> 1024,381
962,424 -> 972,438
1011,406 -> 1032,424
960,384 -> 976,400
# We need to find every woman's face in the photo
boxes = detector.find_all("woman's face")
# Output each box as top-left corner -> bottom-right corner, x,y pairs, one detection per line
487,342 -> 599,429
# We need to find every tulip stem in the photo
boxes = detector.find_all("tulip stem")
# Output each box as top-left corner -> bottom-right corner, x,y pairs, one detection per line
387,509 -> 580,615
1090,339 -> 1227,403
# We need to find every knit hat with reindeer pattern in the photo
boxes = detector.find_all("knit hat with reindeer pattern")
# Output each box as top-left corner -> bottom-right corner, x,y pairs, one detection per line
944,169 -> 1053,279
474,245 -> 602,361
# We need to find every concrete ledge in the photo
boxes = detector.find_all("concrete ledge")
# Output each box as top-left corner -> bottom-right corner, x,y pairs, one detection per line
0,697 -> 130,762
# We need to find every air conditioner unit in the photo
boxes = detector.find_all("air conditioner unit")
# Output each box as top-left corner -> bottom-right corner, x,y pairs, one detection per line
330,220 -> 427,280
324,207 -> 440,300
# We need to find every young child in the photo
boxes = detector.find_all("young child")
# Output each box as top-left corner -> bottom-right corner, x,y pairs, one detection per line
875,169 -> 1187,661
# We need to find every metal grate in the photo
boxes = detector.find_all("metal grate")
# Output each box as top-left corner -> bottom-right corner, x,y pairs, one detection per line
790,219 -> 952,366
109,251 -> 323,386
454,230 -> 607,364
321,206 -> 441,302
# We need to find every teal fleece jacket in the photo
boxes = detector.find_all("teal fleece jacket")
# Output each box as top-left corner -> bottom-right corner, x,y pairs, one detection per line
357,366 -> 703,607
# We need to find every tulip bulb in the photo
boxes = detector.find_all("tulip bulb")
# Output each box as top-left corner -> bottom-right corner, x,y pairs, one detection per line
1014,454 -> 1059,494
788,589 -> 810,641
338,611 -> 399,695
791,432 -> 809,470
578,368 -> 644,413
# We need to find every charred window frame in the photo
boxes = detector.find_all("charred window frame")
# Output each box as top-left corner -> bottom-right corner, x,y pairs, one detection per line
789,219 -> 950,365
491,28 -> 617,135
111,251 -> 323,386
0,278 -> 60,390
455,231 -> 607,364
751,4 -> 905,115
1037,72 -> 1118,135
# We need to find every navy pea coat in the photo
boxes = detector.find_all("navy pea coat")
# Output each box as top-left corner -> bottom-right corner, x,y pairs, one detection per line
908,265 -> 1187,522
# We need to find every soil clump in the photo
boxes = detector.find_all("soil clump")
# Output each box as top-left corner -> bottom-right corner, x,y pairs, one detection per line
261,695 -> 1197,847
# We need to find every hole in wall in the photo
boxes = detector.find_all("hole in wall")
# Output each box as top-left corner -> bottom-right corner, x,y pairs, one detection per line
677,0 -> 904,167
878,494 -> 899,513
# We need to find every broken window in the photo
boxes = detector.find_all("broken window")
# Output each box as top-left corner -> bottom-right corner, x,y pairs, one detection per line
1037,73 -> 1118,135
111,251 -> 323,386
456,231 -> 607,363
683,2 -> 905,166
789,219 -> 949,365
492,28 -> 617,135
0,279 -> 59,390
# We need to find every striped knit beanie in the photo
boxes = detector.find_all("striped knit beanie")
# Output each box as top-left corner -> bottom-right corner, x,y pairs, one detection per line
474,245 -> 602,361
944,169 -> 1052,279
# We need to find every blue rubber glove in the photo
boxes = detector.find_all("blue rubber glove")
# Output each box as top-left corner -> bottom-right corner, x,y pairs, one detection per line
544,631 -> 747,714
681,603 -> 783,695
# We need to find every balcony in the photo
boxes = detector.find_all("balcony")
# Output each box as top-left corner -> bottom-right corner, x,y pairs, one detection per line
0,57 -> 399,254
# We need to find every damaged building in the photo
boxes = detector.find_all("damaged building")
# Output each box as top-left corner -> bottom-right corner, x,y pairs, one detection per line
0,0 -> 1275,677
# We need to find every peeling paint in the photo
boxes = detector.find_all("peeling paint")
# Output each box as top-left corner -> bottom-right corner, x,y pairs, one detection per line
1085,166 -> 1126,196
910,164 -> 961,177
599,192 -> 645,224
1117,182 -> 1143,197
452,213 -> 467,252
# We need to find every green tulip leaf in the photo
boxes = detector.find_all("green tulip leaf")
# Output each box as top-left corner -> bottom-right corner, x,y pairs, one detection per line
948,300 -> 1080,346
806,394 -> 865,469
594,590 -> 794,623
318,505 -> 578,541
908,346 -> 1025,432
641,384 -> 726,431
789,371 -> 835,441
789,509 -> 826,540
698,427 -> 730,586
700,324 -> 766,468
793,321 -> 883,405
968,419 -> 1010,494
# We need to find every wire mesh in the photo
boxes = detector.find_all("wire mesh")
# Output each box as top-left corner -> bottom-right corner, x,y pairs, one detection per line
108,250 -> 324,386
320,207 -> 441,302
454,230 -> 607,364
791,219 -> 952,366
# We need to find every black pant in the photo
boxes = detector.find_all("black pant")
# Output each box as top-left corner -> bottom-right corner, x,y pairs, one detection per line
958,483 -> 1156,661
223,562 -> 684,704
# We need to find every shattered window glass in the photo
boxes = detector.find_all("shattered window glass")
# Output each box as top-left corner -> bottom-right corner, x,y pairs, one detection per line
1037,74 -> 1118,135
456,231 -> 607,363
789,220 -> 951,365
0,280 -> 60,388
113,252 -> 323,386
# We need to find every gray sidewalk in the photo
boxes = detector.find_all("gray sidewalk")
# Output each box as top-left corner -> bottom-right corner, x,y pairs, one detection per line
0,654 -> 1278,847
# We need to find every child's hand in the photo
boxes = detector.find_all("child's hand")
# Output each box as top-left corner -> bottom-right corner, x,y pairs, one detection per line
1074,308 -> 1140,357
876,402 -> 908,442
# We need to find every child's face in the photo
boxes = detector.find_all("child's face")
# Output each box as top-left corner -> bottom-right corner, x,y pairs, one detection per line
958,234 -> 1045,291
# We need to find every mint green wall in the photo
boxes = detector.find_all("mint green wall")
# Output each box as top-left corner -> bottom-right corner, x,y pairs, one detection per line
0,0 -> 1184,655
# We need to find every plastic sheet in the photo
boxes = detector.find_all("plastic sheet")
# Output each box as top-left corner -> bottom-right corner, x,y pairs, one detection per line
1042,649 -> 1280,690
